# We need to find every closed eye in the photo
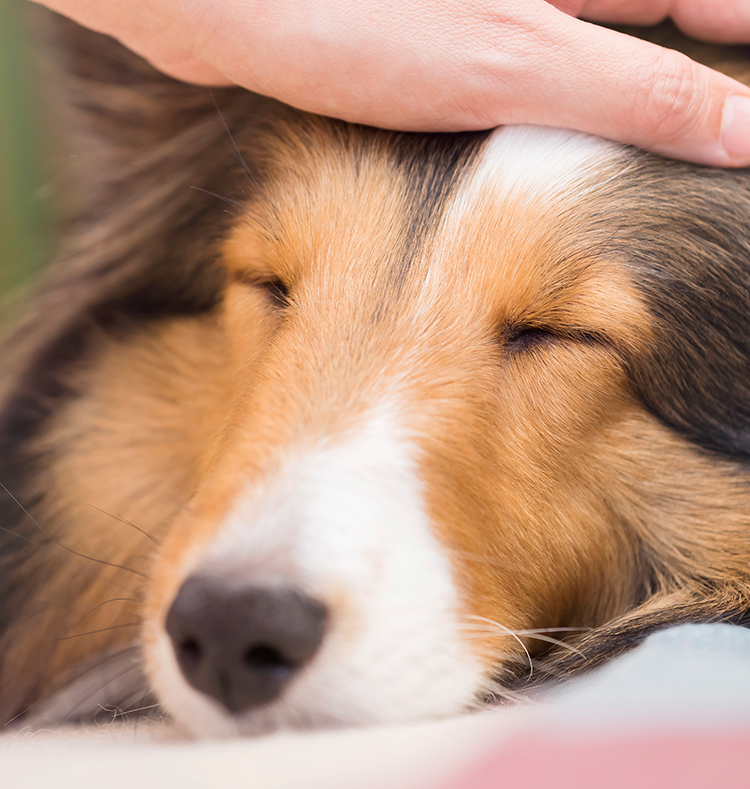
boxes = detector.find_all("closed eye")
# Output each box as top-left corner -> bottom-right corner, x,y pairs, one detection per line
228,270 -> 291,309
503,324 -> 609,354
505,326 -> 556,353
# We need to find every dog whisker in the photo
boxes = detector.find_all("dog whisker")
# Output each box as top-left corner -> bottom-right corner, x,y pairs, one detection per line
46,622 -> 141,645
209,88 -> 282,232
110,700 -> 161,719
61,664 -> 143,725
474,674 -> 533,706
0,490 -> 143,595
74,597 -> 143,629
460,618 -> 589,659
85,504 -> 161,545
67,152 -> 271,233
209,90 -> 260,193
462,631 -> 587,659
463,615 -> 534,681
0,481 -> 146,580
458,624 -> 590,635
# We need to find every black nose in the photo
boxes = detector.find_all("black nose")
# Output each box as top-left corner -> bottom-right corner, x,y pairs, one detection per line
165,576 -> 327,714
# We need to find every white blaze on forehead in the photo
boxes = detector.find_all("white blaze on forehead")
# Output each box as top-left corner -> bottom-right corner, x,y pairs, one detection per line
460,125 -> 621,207
154,406 -> 486,735
439,124 -> 624,247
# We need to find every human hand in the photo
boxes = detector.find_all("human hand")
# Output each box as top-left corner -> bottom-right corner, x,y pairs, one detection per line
31,0 -> 750,166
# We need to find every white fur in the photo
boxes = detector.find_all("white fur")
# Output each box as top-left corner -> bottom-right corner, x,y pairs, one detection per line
153,406 -> 486,736
449,125 -> 620,222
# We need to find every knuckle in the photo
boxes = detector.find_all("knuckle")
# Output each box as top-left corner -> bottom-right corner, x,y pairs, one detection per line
632,49 -> 706,143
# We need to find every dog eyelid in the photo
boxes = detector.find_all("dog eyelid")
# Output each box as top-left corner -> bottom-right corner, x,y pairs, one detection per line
228,270 -> 291,309
259,279 -> 291,310
502,324 -> 609,354
504,326 -> 555,353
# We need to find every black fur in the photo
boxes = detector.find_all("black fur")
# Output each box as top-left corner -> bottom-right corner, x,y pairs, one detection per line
608,159 -> 750,460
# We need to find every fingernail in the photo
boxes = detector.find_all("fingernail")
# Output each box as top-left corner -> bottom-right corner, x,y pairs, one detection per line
722,95 -> 750,160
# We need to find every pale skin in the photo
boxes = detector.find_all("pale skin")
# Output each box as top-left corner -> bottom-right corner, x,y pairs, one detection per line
29,0 -> 750,166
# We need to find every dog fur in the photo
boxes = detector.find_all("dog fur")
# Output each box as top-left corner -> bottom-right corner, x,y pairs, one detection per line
2,13 -> 750,734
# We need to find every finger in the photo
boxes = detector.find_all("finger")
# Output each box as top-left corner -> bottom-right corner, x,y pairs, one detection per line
493,12 -> 750,167
551,0 -> 671,26
576,0 -> 750,44
32,0 -> 232,85
140,53 -> 232,86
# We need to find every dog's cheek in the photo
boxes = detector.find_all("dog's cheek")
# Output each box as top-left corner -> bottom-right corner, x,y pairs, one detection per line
417,346 -> 646,656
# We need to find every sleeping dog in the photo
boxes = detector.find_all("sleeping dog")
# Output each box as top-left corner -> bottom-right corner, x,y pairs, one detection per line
1,14 -> 750,736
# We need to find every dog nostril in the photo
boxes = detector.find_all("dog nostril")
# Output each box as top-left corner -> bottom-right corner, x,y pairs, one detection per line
243,645 -> 291,671
165,576 -> 327,715
177,636 -> 203,668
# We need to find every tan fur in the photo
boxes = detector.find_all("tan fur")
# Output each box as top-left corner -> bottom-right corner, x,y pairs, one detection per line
1,316 -> 230,712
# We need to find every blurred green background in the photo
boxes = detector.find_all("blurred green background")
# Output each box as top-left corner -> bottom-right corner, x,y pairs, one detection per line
0,0 -> 56,301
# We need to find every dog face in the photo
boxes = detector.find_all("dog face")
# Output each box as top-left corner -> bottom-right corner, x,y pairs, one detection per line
145,125 -> 640,734
3,19 -> 750,735
138,122 -> 750,736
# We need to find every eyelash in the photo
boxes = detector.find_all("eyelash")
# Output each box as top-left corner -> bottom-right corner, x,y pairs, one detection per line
503,325 -> 606,353
229,270 -> 291,310
257,279 -> 290,310
229,277 -> 604,352
504,326 -> 556,352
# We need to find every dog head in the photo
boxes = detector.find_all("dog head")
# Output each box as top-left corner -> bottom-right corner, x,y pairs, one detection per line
140,117 -> 750,735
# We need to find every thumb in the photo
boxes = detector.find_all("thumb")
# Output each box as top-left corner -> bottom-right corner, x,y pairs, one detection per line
507,13 -> 750,167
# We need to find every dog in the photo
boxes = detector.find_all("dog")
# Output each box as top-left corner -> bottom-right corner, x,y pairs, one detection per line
2,13 -> 750,736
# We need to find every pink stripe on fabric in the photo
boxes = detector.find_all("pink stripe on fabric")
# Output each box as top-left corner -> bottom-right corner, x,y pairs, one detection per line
441,732 -> 750,789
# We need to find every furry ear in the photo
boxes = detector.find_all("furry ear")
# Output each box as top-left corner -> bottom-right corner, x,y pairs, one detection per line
2,11 -> 278,379
0,11 -> 266,482
0,13 -> 237,463
573,28 -> 750,462
614,162 -> 750,461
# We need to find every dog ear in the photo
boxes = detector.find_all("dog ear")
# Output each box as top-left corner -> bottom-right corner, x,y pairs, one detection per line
616,161 -> 750,461
29,6 -> 283,220
9,10 -> 282,341
1,12 -> 265,478
0,11 -> 239,386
